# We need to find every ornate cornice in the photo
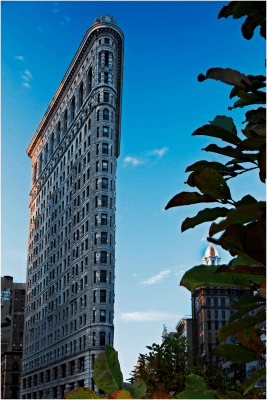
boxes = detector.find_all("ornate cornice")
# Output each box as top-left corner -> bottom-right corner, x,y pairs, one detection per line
27,19 -> 124,159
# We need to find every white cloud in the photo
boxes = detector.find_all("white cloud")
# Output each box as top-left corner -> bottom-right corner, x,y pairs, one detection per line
24,69 -> 33,79
201,236 -> 207,242
15,56 -> 25,62
23,83 -> 30,88
133,273 -> 138,277
123,156 -> 144,167
120,311 -> 177,321
140,269 -> 171,285
149,147 -> 169,158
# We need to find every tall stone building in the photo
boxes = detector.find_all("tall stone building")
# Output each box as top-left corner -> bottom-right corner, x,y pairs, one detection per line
162,244 -> 253,387
20,14 -> 124,399
1,276 -> 26,399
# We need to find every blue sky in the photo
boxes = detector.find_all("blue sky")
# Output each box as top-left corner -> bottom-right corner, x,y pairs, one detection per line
1,1 -> 266,381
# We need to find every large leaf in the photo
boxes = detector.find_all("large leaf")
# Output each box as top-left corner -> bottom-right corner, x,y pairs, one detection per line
180,264 -> 252,292
241,13 -> 266,40
212,343 -> 263,363
237,138 -> 266,151
228,303 -> 264,323
243,107 -> 266,125
181,207 -> 229,232
218,1 -> 239,19
235,196 -> 257,208
192,122 -> 240,146
198,68 -> 251,88
128,379 -> 147,399
214,264 -> 266,276
176,389 -> 217,399
185,374 -> 207,390
238,90 -> 266,103
108,390 -> 135,399
234,326 -> 266,354
192,168 -> 232,200
203,144 -> 248,160
208,115 -> 238,135
243,367 -> 266,394
258,145 -> 266,182
209,202 -> 265,237
217,312 -> 266,342
230,295 -> 265,309
165,192 -> 217,210
186,161 -> 231,174
93,345 -> 123,394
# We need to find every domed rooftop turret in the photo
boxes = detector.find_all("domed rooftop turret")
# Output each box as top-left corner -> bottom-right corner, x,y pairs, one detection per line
202,244 -> 221,266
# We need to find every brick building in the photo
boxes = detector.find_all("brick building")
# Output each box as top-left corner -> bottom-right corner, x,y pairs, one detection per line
20,14 -> 124,399
1,275 -> 26,399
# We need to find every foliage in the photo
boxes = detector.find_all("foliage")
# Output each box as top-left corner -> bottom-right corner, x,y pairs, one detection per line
165,0 -> 266,396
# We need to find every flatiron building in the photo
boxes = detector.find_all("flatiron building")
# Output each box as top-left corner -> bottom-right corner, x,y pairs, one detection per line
21,14 -> 124,399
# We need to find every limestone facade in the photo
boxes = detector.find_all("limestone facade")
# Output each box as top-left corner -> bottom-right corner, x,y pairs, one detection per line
20,14 -> 124,399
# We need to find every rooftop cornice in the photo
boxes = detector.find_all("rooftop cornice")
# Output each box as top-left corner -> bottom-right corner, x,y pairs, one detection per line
27,19 -> 124,159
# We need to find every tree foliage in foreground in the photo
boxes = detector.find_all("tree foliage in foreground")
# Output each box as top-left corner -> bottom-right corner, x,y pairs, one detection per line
165,0 -> 266,396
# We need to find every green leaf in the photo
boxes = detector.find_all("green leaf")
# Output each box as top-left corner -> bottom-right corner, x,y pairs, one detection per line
182,207 -> 229,233
180,264 -> 251,292
230,86 -> 244,99
192,122 -> 241,145
230,295 -> 265,309
209,202 -> 265,237
235,196 -> 257,208
218,2 -> 239,19
198,68 -> 251,88
241,13 -> 266,40
228,303 -> 264,323
217,312 -> 266,342
225,391 -> 243,399
232,1 -> 259,19
212,343 -> 262,363
128,379 -> 147,399
93,345 -> 123,394
185,374 -> 207,390
203,144 -> 244,159
186,161 -> 231,174
192,168 -> 232,200
237,138 -> 266,151
209,115 -> 238,135
165,192 -> 217,210
228,99 -> 254,111
176,389 -> 215,399
243,367 -> 266,394
243,107 -> 266,125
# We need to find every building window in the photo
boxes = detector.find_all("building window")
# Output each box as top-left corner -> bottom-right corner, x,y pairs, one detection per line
70,361 -> 75,375
101,232 -> 107,244
97,127 -> 100,138
93,332 -> 96,346
101,214 -> 107,225
100,251 -> 107,263
102,162 -> 108,172
79,357 -> 85,373
104,73 -> 108,84
215,311 -> 218,319
103,109 -> 109,120
222,311 -> 225,319
102,196 -> 108,207
100,310 -> 106,322
102,143 -> 108,154
93,291 -> 96,303
221,298 -> 225,307
207,298 -> 211,307
214,299 -> 218,307
100,332 -> 105,346
93,310 -> 96,322
207,310 -> 211,319
103,127 -> 109,137
100,290 -> 106,302
102,178 -> 108,189
208,321 -> 211,330
105,38 -> 110,44
100,270 -> 107,283
97,110 -> 100,121
104,92 -> 109,102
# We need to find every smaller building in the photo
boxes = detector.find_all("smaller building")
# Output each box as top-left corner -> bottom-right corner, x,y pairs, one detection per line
1,276 -> 26,399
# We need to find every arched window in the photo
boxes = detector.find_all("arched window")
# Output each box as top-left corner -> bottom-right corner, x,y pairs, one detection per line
221,298 -> 225,307
64,110 -> 68,132
103,109 -> 109,121
71,96 -> 75,121
80,82 -> 83,108
214,298 -> 218,307
88,68 -> 92,93
105,51 -> 109,66
97,110 -> 100,121
207,298 -> 211,307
